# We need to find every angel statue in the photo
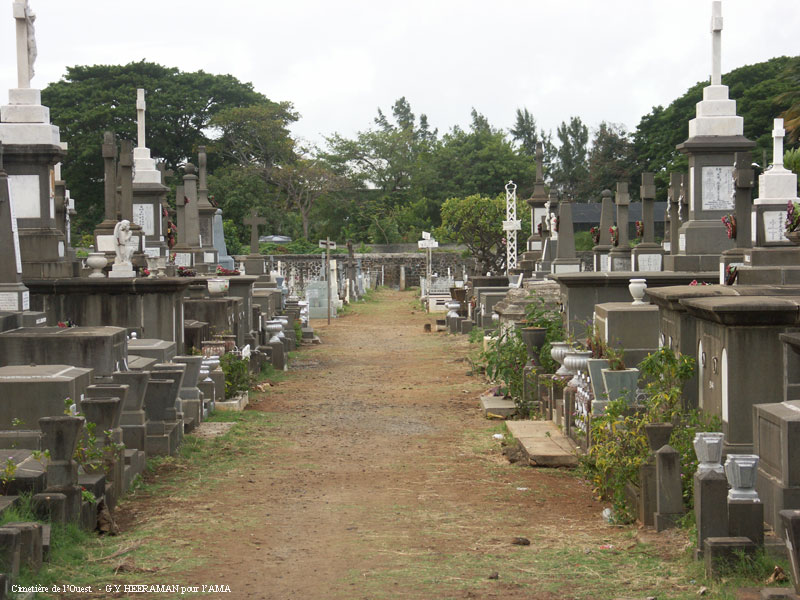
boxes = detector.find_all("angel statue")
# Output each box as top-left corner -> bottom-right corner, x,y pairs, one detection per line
113,219 -> 134,265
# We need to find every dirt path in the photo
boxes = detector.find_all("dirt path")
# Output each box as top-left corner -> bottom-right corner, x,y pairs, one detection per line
119,289 -> 693,600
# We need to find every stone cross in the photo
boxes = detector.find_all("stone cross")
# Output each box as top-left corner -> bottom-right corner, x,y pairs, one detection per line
102,132 -> 117,221
710,1 -> 723,86
773,118 -> 786,169
136,89 -> 146,149
733,151 -> 753,250
640,173 -> 657,244
243,209 -> 266,255
614,182 -> 631,248
13,0 -> 36,88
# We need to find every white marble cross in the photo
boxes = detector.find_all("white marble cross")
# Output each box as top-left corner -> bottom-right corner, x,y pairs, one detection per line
773,118 -> 785,169
13,0 -> 36,88
710,1 -> 723,86
136,89 -> 147,149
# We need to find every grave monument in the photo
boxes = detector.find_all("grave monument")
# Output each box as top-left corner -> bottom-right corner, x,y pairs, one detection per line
632,173 -> 665,271
518,142 -> 548,276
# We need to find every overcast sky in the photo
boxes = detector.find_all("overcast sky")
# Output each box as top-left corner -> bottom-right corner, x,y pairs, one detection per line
0,1 -> 798,148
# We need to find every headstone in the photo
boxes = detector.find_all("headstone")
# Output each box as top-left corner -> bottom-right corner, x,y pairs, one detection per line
633,173 -> 665,271
654,444 -> 684,531
212,209 -> 235,269
0,144 -> 29,311
609,182 -> 632,271
196,146 -> 218,265
725,454 -> 764,546
170,164 -> 204,268
551,196 -> 581,273
520,142 -> 548,276
719,151 -> 753,283
664,0 -> 755,271
243,209 -> 267,276
593,189 -> 614,271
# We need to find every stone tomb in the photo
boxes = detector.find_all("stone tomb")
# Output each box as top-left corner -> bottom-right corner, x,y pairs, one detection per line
127,338 -> 176,363
593,301 -> 659,369
0,325 -> 127,376
0,365 -> 92,429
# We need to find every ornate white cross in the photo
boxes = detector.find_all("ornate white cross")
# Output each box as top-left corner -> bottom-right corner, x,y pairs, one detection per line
136,89 -> 147,149
13,0 -> 36,88
772,118 -> 786,170
504,180 -> 521,273
710,1 -> 723,86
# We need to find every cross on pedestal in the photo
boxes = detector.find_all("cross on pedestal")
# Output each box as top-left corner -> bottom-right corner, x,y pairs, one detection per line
136,89 -> 146,149
710,1 -> 723,86
244,209 -> 266,255
13,0 -> 36,89
773,118 -> 786,169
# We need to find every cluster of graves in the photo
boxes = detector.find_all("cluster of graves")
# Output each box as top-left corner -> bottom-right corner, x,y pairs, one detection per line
0,0 -> 326,588
438,1 -> 800,590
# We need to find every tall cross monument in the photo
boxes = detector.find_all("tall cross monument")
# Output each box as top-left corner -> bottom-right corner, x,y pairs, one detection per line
243,209 -> 267,276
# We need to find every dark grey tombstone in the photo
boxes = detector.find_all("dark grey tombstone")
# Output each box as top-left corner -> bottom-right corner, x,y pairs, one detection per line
609,182 -> 632,271
655,444 -> 684,531
694,469 -> 729,558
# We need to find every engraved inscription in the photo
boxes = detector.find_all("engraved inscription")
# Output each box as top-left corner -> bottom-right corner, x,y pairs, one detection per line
701,166 -> 735,211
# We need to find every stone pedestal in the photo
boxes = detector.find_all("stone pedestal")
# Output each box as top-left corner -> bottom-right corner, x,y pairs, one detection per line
694,469 -> 729,558
112,370 -> 149,452
654,445 -> 684,531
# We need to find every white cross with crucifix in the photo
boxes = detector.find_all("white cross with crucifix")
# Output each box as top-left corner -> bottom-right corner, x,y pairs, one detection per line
772,118 -> 786,171
13,0 -> 37,88
136,89 -> 147,149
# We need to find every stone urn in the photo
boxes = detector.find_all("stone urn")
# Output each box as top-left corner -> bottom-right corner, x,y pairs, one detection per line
446,301 -> 461,320
207,277 -> 229,296
145,256 -> 159,278
520,327 -> 547,364
156,256 -> 167,277
86,252 -> 108,278
629,278 -> 647,305
693,432 -> 725,474
550,341 -> 572,376
266,321 -> 283,344
39,415 -> 85,462
202,340 -> 226,358
724,454 -> 760,501
565,350 -> 592,387
81,397 -> 123,440
601,367 -> 640,404
275,317 -> 289,339
188,283 -> 206,299
644,422 -> 674,452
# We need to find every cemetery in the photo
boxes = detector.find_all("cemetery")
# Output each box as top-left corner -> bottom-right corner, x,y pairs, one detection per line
0,0 -> 796,598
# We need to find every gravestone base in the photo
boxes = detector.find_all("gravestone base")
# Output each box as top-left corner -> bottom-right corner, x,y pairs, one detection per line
694,469 -> 729,558
593,246 -> 612,272
720,248 -> 747,285
608,248 -> 632,272
633,244 -> 665,272
0,283 -> 29,313
704,537 -> 757,579
109,262 -> 136,278
729,500 -> 765,547
551,258 -> 581,274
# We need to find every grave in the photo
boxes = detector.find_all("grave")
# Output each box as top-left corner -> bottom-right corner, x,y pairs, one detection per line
196,147 -> 218,267
664,1 -> 756,271
213,209 -> 235,270
593,295 -> 660,368
243,209 -> 267,277
0,0 -> 75,279
505,420 -> 579,467
719,151 -> 754,283
551,195 -> 581,274
170,164 -> 207,270
632,173 -> 665,271
518,142 -> 548,276
0,365 -> 92,429
131,89 -> 169,258
0,325 -> 127,376
592,189 -> 614,272
608,183 -> 632,271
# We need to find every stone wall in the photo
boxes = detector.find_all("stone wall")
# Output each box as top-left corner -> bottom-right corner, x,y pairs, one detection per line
266,253 -> 477,288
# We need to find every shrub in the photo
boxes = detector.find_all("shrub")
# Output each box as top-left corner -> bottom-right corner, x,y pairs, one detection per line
220,354 -> 251,397
482,328 -> 527,402
524,296 -> 564,373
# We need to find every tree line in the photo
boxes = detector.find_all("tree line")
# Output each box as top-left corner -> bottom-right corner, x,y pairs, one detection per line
41,56 -> 799,251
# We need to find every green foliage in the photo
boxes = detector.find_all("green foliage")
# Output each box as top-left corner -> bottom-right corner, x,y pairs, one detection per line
574,230 -> 594,251
42,60 -> 269,235
482,328 -> 527,402
77,233 -> 95,249
587,122 -> 636,200
581,347 -> 719,521
468,326 -> 485,344
0,456 -> 17,493
552,116 -> 589,200
786,148 -> 800,195
293,320 -> 303,343
222,219 -> 245,256
523,296 -> 564,373
220,354 -> 251,397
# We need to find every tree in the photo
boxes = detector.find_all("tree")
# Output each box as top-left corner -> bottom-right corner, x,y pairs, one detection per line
510,107 -> 556,167
778,57 -> 800,142
437,194 -> 508,274
552,116 -> 590,200
273,157 -> 345,239
41,60 -> 270,234
587,122 -> 636,200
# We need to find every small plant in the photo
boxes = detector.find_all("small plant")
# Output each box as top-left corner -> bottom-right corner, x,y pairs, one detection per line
0,456 -> 17,494
468,326 -> 485,344
81,487 -> 96,504
524,296 -> 564,373
605,345 -> 626,370
787,200 -> 800,233
220,353 -> 251,397
721,214 -> 736,239
482,328 -> 527,401
11,418 -> 23,428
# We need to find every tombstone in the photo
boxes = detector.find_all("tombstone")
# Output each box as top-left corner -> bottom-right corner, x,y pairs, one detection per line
213,209 -> 235,270
551,196 -> 581,273
196,146 -> 218,266
0,1 -> 75,279
725,454 -> 764,546
654,445 -> 684,531
632,173 -> 665,271
664,1 -> 756,271
243,209 -> 267,277
519,142 -> 548,276
738,120 -> 800,285
171,164 -> 205,269
693,432 -> 728,557
609,182 -> 632,271
536,192 -> 558,274
131,89 -> 169,258
94,131 -> 119,255
593,189 -> 614,271
719,151 -> 753,283
0,144 -> 29,312
666,173 -> 682,255
116,139 -> 145,267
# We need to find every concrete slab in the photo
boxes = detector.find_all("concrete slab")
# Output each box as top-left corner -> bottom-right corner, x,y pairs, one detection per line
480,394 -> 516,418
505,420 -> 579,467
215,391 -> 248,412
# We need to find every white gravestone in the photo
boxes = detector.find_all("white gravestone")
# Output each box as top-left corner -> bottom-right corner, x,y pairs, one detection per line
8,175 -> 40,219
638,254 -> 663,272
702,166 -> 735,211
763,211 -> 788,243
174,253 -> 192,267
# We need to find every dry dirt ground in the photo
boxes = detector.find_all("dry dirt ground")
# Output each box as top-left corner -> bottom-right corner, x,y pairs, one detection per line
108,288 -> 699,600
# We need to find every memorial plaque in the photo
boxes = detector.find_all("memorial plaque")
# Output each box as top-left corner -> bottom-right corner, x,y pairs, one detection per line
701,166 -> 735,211
96,235 -> 115,252
763,211 -> 788,243
204,252 -> 216,263
133,203 -> 155,236
530,241 -> 542,250
0,293 -> 20,311
144,247 -> 160,258
638,254 -> 662,272
8,189 -> 22,274
663,241 -> 671,252
8,175 -> 40,219
679,234 -> 686,252
600,254 -> 610,272
57,241 -> 64,258
22,291 -> 29,311
174,253 -> 192,267
200,220 -> 212,247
